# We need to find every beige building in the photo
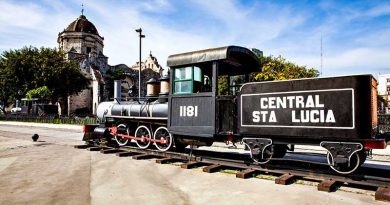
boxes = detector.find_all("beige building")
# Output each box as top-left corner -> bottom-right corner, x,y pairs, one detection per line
378,74 -> 390,114
58,14 -> 162,116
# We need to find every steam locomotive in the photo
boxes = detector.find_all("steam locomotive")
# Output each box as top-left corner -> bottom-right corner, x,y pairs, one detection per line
83,46 -> 387,174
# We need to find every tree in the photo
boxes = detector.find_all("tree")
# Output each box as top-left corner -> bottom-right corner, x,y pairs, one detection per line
254,55 -> 319,81
0,46 -> 89,114
217,52 -> 319,95
26,86 -> 53,102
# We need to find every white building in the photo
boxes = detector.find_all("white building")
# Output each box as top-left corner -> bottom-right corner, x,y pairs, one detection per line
377,74 -> 390,114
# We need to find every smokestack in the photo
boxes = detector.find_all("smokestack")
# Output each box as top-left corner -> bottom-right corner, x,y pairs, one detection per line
114,80 -> 121,103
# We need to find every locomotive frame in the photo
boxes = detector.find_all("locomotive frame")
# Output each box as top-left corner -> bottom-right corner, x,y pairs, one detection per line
84,45 -> 387,175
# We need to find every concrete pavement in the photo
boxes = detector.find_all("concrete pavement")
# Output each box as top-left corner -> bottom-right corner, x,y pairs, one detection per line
0,122 -> 389,204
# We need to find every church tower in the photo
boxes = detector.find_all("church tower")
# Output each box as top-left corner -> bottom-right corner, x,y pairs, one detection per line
57,14 -> 104,56
58,12 -> 108,116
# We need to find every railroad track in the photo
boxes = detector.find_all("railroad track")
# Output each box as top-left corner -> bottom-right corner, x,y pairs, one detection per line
74,143 -> 390,202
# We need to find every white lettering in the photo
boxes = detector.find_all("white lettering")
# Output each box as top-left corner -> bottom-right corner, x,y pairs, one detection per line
310,110 -> 319,123
260,98 -> 268,109
268,97 -> 276,109
296,96 -> 305,108
325,110 -> 336,123
315,95 -> 324,107
253,111 -> 260,122
179,106 -> 198,117
287,96 -> 295,108
276,97 -> 286,109
260,111 -> 268,122
292,110 -> 300,123
301,110 -> 310,123
320,110 -> 324,122
306,95 -> 315,108
269,111 -> 277,122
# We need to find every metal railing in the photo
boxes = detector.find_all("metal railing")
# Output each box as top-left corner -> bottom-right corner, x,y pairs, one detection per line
0,114 -> 389,129
0,114 -> 97,125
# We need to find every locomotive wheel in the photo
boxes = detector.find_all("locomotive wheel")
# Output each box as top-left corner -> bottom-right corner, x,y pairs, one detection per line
153,127 -> 173,152
114,124 -> 130,146
174,142 -> 188,151
135,125 -> 151,149
326,151 -> 366,175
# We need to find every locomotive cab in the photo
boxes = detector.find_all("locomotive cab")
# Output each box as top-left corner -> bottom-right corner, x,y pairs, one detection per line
167,46 -> 261,142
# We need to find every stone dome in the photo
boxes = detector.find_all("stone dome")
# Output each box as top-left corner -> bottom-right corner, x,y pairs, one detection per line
65,15 -> 99,35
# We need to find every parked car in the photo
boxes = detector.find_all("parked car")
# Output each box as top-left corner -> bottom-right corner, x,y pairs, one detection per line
11,107 -> 21,113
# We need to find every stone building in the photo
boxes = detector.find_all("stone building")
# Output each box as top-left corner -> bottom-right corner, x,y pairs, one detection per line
57,14 -> 162,116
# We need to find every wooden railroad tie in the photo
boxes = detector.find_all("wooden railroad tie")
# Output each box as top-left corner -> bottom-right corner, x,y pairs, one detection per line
275,173 -> 296,185
156,157 -> 175,164
100,148 -> 120,154
203,164 -> 223,173
115,151 -> 138,157
318,179 -> 339,192
132,154 -> 155,160
375,186 -> 390,202
74,144 -> 91,149
87,147 -> 101,151
236,169 -> 257,179
181,161 -> 203,169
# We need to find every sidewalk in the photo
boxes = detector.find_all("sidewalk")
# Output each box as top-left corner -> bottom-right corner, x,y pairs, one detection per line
0,121 -> 82,131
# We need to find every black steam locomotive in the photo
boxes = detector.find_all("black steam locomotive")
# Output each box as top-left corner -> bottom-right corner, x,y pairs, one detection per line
83,46 -> 387,174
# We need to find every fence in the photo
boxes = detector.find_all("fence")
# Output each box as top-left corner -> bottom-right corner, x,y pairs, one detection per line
379,114 -> 390,133
0,115 -> 97,125
0,114 -> 389,129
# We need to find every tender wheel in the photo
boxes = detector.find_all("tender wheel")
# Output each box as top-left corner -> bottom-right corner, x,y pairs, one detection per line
153,127 -> 173,151
252,145 -> 273,164
135,125 -> 151,149
114,124 -> 130,146
326,151 -> 366,174
273,144 -> 287,158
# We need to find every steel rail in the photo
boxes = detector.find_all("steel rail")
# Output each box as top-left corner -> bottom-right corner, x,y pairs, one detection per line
104,144 -> 390,187
75,143 -> 390,201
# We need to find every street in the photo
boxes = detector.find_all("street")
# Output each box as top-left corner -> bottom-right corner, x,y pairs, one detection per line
0,122 -> 388,205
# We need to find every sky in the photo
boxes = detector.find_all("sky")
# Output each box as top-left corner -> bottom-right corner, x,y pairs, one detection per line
0,0 -> 389,77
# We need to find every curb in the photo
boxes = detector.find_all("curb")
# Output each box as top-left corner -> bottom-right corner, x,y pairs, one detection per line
0,121 -> 82,131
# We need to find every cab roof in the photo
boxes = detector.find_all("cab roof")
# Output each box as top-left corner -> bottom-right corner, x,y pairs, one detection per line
167,46 -> 262,75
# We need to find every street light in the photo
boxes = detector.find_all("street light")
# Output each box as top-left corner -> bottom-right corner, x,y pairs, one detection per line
135,28 -> 145,99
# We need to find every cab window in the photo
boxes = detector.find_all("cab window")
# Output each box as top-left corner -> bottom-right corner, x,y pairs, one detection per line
173,66 -> 209,94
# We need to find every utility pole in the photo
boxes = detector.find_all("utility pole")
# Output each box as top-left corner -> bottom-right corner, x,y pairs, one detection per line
321,34 -> 323,77
135,28 -> 145,99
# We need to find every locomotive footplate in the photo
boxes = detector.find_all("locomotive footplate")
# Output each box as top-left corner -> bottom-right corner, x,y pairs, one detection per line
242,138 -> 273,164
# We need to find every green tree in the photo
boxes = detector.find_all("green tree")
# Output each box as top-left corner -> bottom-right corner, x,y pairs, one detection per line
26,86 -> 53,102
217,52 -> 319,95
255,55 -> 319,81
0,46 -> 89,114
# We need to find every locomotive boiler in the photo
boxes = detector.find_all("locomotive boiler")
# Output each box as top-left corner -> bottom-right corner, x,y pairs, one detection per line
84,45 -> 387,174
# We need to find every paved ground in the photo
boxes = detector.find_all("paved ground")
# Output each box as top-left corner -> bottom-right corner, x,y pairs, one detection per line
0,121 -> 389,205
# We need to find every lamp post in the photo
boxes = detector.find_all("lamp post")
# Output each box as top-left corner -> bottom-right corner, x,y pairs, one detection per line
135,28 -> 145,99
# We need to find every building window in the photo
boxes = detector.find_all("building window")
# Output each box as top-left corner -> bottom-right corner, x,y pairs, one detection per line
86,47 -> 91,53
387,78 -> 390,83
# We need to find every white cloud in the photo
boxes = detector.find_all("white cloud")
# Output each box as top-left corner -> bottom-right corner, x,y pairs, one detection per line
0,0 -> 388,76
0,1 -> 44,30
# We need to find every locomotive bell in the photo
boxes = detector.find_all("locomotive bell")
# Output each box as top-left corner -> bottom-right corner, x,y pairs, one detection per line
159,75 -> 170,103
146,78 -> 160,98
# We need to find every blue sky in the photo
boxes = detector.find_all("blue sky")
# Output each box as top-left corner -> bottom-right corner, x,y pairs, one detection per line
0,0 -> 389,77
